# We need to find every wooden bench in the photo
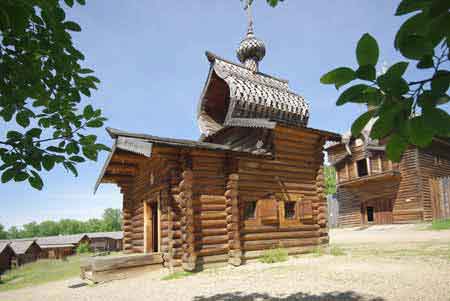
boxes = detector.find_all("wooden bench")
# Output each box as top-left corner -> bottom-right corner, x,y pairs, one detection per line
81,253 -> 163,283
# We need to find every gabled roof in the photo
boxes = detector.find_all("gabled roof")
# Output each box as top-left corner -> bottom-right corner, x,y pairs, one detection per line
197,52 -> 310,137
36,234 -> 88,247
86,231 -> 123,240
0,241 -> 14,255
7,239 -> 39,255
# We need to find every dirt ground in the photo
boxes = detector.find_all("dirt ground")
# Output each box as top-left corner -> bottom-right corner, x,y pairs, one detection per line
1,224 -> 450,301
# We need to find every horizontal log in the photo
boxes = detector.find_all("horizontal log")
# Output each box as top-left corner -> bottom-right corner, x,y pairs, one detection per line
242,231 -> 320,241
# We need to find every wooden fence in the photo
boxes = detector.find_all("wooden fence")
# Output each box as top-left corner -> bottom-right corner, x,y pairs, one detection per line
430,176 -> 450,220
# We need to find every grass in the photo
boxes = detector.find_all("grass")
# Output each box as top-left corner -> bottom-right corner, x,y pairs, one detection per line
259,248 -> 289,264
430,219 -> 450,230
161,271 -> 194,281
0,254 -> 90,292
330,245 -> 346,256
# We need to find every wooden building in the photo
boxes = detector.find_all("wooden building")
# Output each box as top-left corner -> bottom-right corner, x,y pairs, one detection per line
37,234 -> 89,259
95,8 -> 339,271
327,118 -> 450,227
87,232 -> 123,252
0,242 -> 16,274
8,239 -> 41,266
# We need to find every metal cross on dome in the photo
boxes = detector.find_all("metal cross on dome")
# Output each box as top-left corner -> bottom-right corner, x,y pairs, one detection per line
244,0 -> 254,36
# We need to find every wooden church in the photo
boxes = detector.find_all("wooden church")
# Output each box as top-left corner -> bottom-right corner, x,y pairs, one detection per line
95,5 -> 339,271
326,118 -> 450,227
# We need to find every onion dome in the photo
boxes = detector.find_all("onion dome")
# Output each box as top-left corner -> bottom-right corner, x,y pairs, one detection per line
236,2 -> 266,72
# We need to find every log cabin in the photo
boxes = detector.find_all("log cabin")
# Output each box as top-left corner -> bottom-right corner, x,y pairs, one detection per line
7,239 -> 41,266
88,232 -> 123,252
37,234 -> 89,259
95,5 -> 339,271
0,242 -> 16,274
326,118 -> 450,227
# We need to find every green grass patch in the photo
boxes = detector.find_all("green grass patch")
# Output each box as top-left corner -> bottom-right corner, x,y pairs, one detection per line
0,254 -> 90,292
161,271 -> 194,281
430,219 -> 450,230
311,247 -> 326,257
330,245 -> 346,256
259,248 -> 289,264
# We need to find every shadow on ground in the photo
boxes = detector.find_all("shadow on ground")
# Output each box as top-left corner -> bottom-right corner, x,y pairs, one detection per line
193,291 -> 385,301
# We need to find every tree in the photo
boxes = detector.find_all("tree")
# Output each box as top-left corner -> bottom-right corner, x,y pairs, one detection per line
324,165 -> 336,195
7,226 -> 21,238
84,218 -> 104,233
38,220 -> 60,236
21,221 -> 40,237
0,224 -> 7,239
102,208 -> 122,231
266,0 -> 449,162
0,0 -> 109,190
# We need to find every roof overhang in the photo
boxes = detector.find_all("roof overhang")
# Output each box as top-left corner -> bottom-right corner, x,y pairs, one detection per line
338,171 -> 401,188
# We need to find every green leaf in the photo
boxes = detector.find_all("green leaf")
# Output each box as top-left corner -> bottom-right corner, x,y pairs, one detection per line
64,0 -> 74,7
14,172 -> 29,182
1,168 -> 16,183
86,119 -> 103,128
431,70 -> 450,97
416,55 -> 434,69
7,131 -> 23,140
351,111 -> 375,137
66,142 -> 80,155
320,67 -> 356,89
16,111 -> 30,128
386,62 -> 409,78
42,156 -> 56,171
29,171 -> 43,190
69,156 -> 85,163
386,133 -> 408,162
356,33 -> 379,66
64,21 -> 81,32
398,34 -> 433,60
370,105 -> 402,139
80,68 -> 94,74
423,107 -> 450,137
83,105 -> 94,119
356,65 -> 376,81
83,146 -> 98,161
25,128 -> 42,138
79,135 -> 97,145
395,12 -> 429,50
395,0 -> 431,16
76,0 -> 86,5
336,84 -> 371,106
377,74 -> 410,96
408,116 -> 434,147
63,162 -> 78,177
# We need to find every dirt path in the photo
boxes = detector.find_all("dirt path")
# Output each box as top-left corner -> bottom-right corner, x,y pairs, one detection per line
1,225 -> 449,301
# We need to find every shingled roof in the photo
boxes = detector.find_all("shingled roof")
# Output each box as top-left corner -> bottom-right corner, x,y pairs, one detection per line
36,234 -> 88,247
6,239 -> 39,255
197,52 -> 310,137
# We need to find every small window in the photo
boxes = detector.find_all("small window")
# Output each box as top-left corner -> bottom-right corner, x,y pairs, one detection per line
244,201 -> 257,220
284,202 -> 296,219
366,206 -> 374,222
357,159 -> 368,177
150,172 -> 154,185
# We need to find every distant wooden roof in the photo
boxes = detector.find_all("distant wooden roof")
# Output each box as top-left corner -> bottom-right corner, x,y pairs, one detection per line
36,234 -> 88,247
5,239 -> 39,255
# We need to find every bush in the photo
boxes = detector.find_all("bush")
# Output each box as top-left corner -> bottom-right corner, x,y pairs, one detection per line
76,242 -> 90,254
430,219 -> 450,230
259,248 -> 289,264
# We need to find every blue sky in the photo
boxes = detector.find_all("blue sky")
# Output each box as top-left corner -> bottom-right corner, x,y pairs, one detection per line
1,1 -> 446,229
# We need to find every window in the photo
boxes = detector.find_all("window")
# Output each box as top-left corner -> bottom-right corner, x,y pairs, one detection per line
244,201 -> 257,220
150,172 -> 155,185
357,159 -> 368,177
284,202 -> 296,219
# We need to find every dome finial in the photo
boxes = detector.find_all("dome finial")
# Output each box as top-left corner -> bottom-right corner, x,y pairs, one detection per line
237,0 -> 266,72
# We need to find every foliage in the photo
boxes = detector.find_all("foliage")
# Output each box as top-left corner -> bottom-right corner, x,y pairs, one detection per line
0,224 -> 7,239
161,271 -> 195,281
76,242 -> 90,254
0,0 -> 109,190
324,165 -> 336,195
259,247 -> 289,263
430,219 -> 450,230
5,208 -> 122,238
243,0 -> 284,8
320,0 -> 450,162
102,208 -> 122,232
0,255 -> 87,292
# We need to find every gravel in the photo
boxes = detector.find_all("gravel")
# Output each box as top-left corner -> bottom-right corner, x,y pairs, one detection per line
1,225 -> 450,301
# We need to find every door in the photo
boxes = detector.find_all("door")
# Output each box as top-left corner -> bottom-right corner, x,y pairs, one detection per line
144,200 -> 159,253
362,199 -> 393,224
